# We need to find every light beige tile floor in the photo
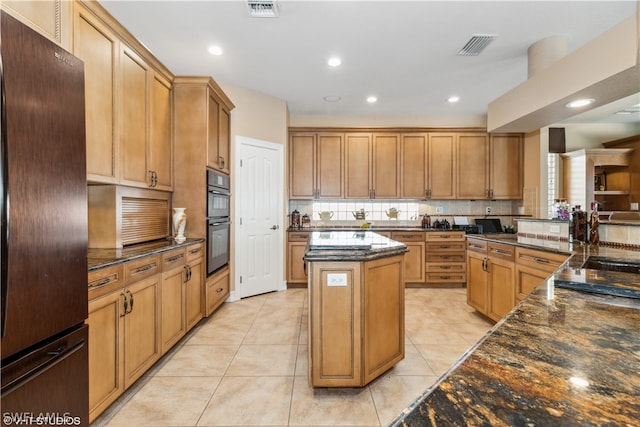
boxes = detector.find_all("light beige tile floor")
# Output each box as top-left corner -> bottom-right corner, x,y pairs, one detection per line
93,287 -> 493,427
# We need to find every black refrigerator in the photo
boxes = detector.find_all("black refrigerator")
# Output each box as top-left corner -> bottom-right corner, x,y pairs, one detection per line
1,11 -> 89,425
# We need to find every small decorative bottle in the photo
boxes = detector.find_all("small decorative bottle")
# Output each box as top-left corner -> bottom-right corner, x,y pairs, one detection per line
589,202 -> 599,244
172,207 -> 187,243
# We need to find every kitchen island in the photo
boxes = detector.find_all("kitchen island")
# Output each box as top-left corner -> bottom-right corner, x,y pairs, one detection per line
390,235 -> 640,426
303,231 -> 408,387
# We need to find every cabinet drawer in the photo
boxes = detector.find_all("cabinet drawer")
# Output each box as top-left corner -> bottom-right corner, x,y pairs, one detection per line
162,248 -> 186,270
186,243 -> 204,262
288,231 -> 310,242
425,231 -> 465,242
426,242 -> 466,252
88,264 -> 124,300
425,262 -> 466,273
426,253 -> 465,263
487,242 -> 514,261
391,231 -> 424,242
206,267 -> 230,316
515,248 -> 568,273
425,272 -> 466,283
466,238 -> 487,253
125,254 -> 161,284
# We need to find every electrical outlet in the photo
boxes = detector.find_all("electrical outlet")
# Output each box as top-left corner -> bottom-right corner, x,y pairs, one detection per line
435,207 -> 444,214
485,206 -> 492,215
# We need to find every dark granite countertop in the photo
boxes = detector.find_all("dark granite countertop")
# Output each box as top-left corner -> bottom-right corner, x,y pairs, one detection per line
303,231 -> 407,262
391,234 -> 640,426
289,226 -> 466,233
88,237 -> 205,271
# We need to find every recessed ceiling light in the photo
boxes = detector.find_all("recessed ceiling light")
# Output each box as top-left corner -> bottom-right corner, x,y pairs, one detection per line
208,45 -> 224,56
366,96 -> 378,103
565,98 -> 595,108
448,96 -> 460,103
327,57 -> 342,67
323,96 -> 341,102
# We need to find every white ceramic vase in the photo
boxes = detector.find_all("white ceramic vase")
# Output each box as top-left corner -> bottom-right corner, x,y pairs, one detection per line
172,208 -> 187,243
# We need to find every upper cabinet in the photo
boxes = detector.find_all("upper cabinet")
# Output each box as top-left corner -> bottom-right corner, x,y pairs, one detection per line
72,1 -> 174,189
0,0 -> 72,49
207,90 -> 232,174
289,132 -> 344,200
290,129 -> 523,200
456,133 -> 523,200
344,133 -> 400,199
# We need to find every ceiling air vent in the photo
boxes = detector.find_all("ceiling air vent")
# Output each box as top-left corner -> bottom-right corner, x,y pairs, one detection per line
247,0 -> 279,18
458,34 -> 497,56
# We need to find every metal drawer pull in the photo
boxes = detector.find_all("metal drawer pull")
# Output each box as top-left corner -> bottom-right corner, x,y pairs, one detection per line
439,235 -> 451,238
134,263 -> 157,274
491,248 -> 512,255
533,257 -> 550,264
166,254 -> 184,263
189,247 -> 202,255
216,287 -> 224,293
89,273 -> 118,289
440,245 -> 450,249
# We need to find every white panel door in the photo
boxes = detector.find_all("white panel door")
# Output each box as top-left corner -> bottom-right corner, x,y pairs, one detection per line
236,137 -> 284,298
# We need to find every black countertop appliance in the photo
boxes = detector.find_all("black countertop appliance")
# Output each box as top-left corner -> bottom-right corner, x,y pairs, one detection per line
1,11 -> 89,423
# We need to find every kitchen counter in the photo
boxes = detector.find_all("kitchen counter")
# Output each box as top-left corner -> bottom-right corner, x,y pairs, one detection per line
88,237 -> 205,271
390,234 -> 640,426
303,230 -> 407,262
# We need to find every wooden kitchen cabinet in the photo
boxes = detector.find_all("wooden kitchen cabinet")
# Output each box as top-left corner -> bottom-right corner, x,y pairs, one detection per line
207,90 -> 232,174
1,0 -> 72,48
87,264 -> 124,423
391,231 -> 425,284
185,243 -> 205,330
490,134 -> 523,199
289,133 -> 344,199
173,76 -> 234,239
456,133 -> 490,199
425,231 -> 466,285
123,256 -> 162,388
73,3 -> 119,184
515,247 -> 568,302
206,265 -> 230,316
465,238 -> 515,321
160,249 -> 187,354
287,231 -> 310,286
344,133 -> 400,199
73,0 -> 174,188
400,133 -> 428,199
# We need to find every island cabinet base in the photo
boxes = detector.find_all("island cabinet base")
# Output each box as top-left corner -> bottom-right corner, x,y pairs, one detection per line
308,255 -> 405,387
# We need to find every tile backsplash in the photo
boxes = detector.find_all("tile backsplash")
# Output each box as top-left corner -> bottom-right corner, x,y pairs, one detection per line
288,199 -> 522,228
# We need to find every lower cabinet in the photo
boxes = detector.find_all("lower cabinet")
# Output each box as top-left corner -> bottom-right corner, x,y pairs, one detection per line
87,241 -> 206,423
391,231 -> 425,284
514,247 -> 569,303
425,231 -> 466,286
466,238 -> 515,322
206,265 -> 230,316
287,231 -> 310,286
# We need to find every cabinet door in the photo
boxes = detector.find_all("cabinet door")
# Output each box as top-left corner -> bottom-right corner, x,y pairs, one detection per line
466,251 -> 488,314
515,264 -> 549,303
119,46 -> 149,188
218,106 -> 231,174
289,133 -> 316,199
161,266 -> 186,354
73,5 -> 119,183
427,133 -> 456,199
87,290 -> 124,423
490,134 -> 523,199
206,91 -> 224,171
372,133 -> 400,198
345,133 -> 372,198
487,258 -> 515,321
124,275 -> 161,388
316,133 -> 344,198
403,242 -> 425,283
457,133 -> 489,199
206,266 -> 230,316
149,72 -> 173,190
287,242 -> 309,284
185,259 -> 204,331
400,133 -> 427,199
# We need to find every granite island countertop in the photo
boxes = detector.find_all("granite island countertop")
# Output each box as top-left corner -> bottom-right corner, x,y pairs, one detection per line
391,234 -> 640,426
303,230 -> 407,262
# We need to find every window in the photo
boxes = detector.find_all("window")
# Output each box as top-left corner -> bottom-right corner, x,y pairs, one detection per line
547,153 -> 557,219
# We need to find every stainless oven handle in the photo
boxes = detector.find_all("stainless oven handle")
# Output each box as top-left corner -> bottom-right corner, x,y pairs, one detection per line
209,221 -> 231,227
208,189 -> 230,196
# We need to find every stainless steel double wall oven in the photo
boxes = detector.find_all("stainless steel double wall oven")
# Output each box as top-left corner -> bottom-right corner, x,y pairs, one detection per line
207,170 -> 231,275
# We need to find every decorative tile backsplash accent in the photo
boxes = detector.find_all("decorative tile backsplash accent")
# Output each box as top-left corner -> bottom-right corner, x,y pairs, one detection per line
289,199 -> 522,227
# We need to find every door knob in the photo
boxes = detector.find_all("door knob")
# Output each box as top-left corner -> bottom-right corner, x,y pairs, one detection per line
270,225 -> 279,230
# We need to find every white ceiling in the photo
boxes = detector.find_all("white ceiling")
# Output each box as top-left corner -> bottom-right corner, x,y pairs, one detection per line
100,0 -> 639,125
